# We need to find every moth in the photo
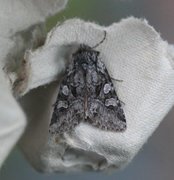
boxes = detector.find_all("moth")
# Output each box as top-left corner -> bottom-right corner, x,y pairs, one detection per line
49,31 -> 126,134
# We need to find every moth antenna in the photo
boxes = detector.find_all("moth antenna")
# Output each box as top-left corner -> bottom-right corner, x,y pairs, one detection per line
92,30 -> 107,49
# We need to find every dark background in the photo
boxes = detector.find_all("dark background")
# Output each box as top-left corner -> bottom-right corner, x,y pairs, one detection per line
1,0 -> 174,179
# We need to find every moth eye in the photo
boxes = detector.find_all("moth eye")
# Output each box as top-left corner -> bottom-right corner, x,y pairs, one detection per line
62,85 -> 69,96
103,83 -> 112,94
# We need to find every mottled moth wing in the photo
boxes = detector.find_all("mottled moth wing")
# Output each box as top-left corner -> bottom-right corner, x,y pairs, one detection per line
49,58 -> 85,134
85,56 -> 126,131
49,45 -> 126,134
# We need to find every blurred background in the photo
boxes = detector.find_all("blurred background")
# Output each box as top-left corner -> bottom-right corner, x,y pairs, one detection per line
1,0 -> 174,179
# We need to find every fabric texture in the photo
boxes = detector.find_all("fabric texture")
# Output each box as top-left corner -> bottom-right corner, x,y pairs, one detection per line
0,0 -> 68,168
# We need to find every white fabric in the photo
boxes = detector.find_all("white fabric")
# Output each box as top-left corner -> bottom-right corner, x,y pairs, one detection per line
19,17 -> 174,172
0,68 -> 26,168
0,0 -> 68,168
0,0 -> 68,37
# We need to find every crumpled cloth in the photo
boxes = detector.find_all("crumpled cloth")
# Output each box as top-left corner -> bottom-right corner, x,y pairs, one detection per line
18,17 -> 174,172
0,0 -> 68,168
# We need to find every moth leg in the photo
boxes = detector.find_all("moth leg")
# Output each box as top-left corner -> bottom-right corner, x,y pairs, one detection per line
111,77 -> 125,105
111,77 -> 123,82
120,99 -> 125,106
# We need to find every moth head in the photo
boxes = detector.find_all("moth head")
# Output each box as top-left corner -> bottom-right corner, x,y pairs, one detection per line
72,45 -> 100,67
